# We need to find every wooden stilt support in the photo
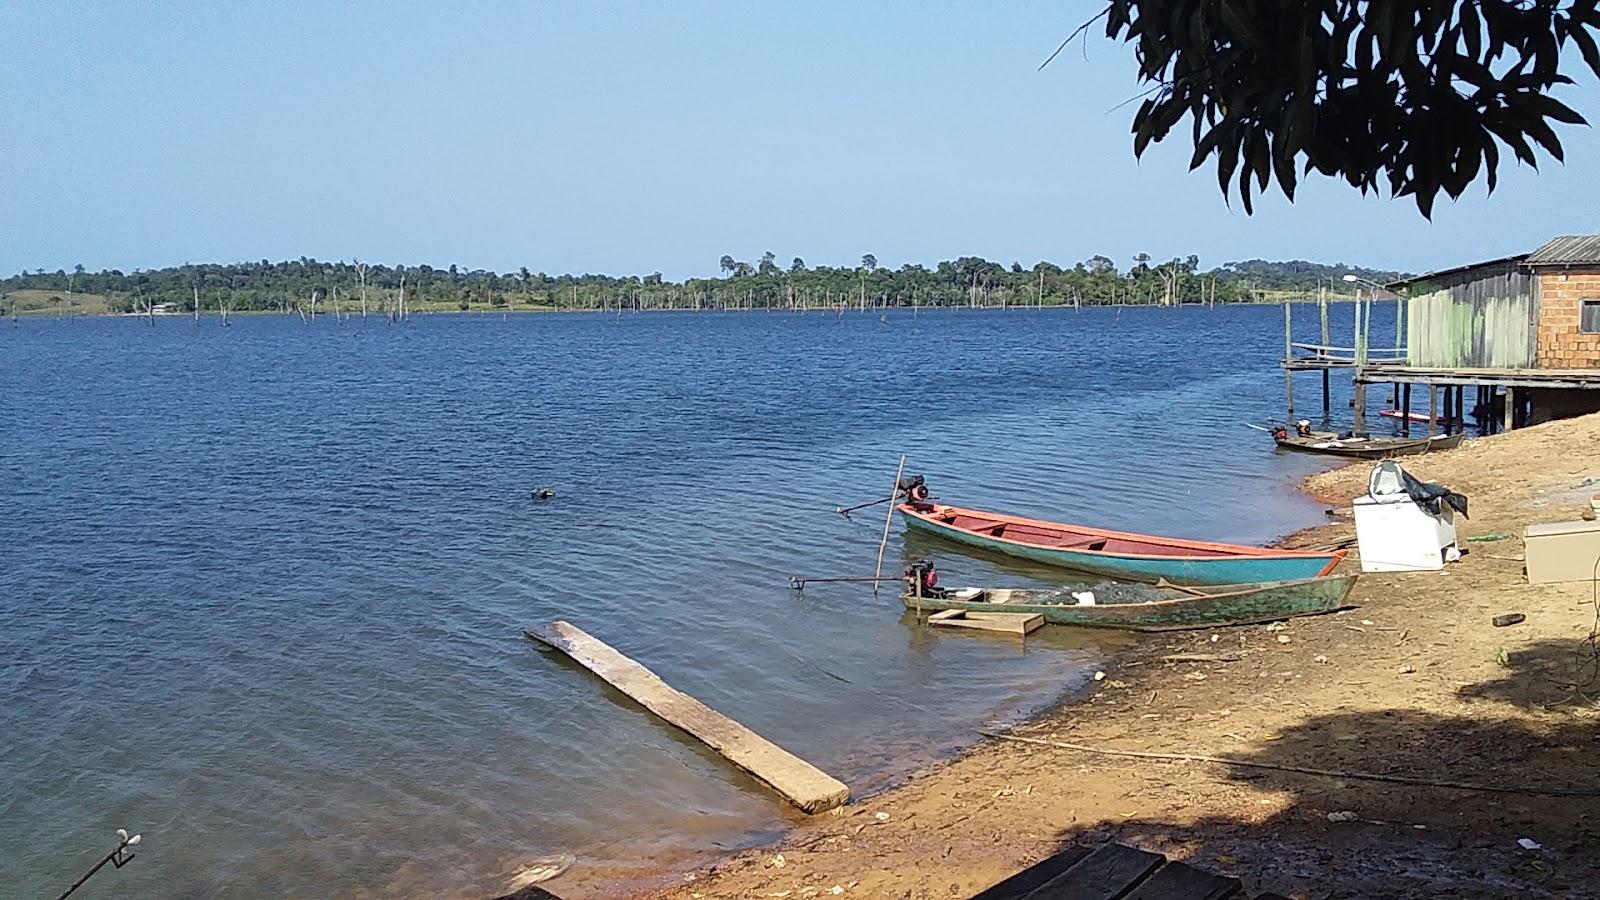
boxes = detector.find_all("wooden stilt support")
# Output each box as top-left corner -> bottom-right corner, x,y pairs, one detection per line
1352,381 -> 1366,434
525,621 -> 850,813
1505,386 -> 1516,432
1401,384 -> 1412,436
1428,384 -> 1438,437
1286,370 -> 1295,416
1321,369 -> 1330,415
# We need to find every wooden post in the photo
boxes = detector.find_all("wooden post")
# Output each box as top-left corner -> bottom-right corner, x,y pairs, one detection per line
1284,301 -> 1292,362
1319,289 -> 1329,345
1352,380 -> 1366,433
1427,384 -> 1438,437
1286,370 -> 1295,416
1321,369 -> 1330,415
1396,295 -> 1404,359
874,455 -> 907,598
1504,386 -> 1516,432
1352,292 -> 1361,365
1401,384 -> 1412,436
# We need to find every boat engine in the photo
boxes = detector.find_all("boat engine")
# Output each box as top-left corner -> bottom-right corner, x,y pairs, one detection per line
898,474 -> 930,503
1270,425 -> 1288,442
904,559 -> 940,596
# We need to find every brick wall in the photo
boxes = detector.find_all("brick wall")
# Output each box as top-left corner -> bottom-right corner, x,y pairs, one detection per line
1536,271 -> 1600,368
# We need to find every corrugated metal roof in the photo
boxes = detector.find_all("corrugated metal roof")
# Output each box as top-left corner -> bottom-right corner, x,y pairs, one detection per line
1526,235 -> 1600,266
1385,253 -> 1528,290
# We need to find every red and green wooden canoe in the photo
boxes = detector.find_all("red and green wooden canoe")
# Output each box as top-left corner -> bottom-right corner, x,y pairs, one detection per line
898,502 -> 1345,586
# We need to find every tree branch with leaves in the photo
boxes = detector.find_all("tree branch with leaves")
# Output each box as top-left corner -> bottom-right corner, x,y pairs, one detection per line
1078,0 -> 1600,216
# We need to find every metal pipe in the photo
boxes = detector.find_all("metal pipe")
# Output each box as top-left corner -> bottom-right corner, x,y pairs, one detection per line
834,496 -> 891,517
789,575 -> 899,590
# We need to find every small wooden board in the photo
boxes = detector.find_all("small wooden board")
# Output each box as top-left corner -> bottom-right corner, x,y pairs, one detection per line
1025,842 -> 1164,898
525,620 -> 849,813
969,842 -> 1243,900
928,608 -> 1044,635
970,845 -> 1094,899
1122,860 -> 1240,900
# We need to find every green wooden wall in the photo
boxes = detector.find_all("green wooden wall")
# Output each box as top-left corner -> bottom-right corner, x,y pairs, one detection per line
1405,264 -> 1537,368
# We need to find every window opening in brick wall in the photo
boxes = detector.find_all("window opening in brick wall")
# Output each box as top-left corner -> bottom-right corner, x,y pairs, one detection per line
1583,299 -> 1600,334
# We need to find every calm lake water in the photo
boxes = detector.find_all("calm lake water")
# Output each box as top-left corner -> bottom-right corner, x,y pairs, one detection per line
0,304 -> 1388,896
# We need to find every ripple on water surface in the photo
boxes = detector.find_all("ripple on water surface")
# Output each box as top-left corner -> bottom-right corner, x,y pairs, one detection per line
0,305 -> 1378,895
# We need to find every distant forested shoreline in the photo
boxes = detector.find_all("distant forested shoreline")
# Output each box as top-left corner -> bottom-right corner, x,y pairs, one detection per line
1,254 -> 1408,316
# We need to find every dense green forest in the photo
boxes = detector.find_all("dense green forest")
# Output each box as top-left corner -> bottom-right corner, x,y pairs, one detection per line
0,254 -> 1408,315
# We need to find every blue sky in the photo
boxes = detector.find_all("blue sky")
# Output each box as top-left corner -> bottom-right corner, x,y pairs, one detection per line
3,2 -> 1598,279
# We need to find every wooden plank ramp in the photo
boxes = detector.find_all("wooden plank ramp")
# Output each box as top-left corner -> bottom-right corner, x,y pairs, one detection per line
971,841 -> 1254,900
524,620 -> 849,813
928,609 -> 1044,635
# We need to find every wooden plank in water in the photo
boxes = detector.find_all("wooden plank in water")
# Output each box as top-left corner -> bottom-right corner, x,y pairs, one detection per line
1022,842 -> 1163,899
928,609 -> 1044,635
1122,860 -> 1241,900
524,620 -> 849,813
970,844 -> 1094,899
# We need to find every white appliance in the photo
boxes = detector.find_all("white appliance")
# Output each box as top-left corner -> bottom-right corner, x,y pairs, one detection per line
1352,462 -> 1459,572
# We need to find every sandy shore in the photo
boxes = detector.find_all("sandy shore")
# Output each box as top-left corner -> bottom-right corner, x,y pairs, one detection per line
556,413 -> 1600,899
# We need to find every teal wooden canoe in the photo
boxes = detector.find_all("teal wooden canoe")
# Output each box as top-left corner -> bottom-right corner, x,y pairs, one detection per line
902,574 -> 1358,631
899,502 -> 1344,586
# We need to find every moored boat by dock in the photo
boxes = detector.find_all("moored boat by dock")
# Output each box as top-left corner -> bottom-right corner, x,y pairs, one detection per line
1270,425 -> 1464,459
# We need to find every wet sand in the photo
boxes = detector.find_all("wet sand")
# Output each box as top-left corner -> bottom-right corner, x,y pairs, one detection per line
549,413 -> 1600,899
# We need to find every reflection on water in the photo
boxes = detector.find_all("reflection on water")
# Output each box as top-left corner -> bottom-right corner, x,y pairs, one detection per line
0,305 -> 1367,896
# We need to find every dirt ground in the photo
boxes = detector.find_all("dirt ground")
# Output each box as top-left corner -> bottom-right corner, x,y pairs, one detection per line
572,414 -> 1600,899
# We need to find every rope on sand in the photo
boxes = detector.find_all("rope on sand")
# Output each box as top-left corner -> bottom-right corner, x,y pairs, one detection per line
979,732 -> 1600,798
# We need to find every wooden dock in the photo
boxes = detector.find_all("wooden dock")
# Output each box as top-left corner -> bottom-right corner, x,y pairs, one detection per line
524,621 -> 850,813
971,841 -> 1282,900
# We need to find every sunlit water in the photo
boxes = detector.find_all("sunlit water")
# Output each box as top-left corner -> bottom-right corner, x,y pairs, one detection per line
0,305 -> 1389,896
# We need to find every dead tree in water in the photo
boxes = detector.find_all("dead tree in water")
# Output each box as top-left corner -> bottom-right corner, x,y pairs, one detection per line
354,260 -> 369,318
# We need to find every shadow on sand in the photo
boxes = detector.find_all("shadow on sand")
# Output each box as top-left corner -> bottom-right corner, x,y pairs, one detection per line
1027,664 -> 1600,898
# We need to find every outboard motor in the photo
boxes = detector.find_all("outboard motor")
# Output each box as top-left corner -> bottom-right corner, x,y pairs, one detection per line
898,474 -> 930,503
1270,424 -> 1289,443
904,559 -> 940,597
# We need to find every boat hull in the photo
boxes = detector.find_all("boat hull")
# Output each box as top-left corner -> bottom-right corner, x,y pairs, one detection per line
900,507 -> 1342,586
902,575 -> 1357,631
1273,431 -> 1464,459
